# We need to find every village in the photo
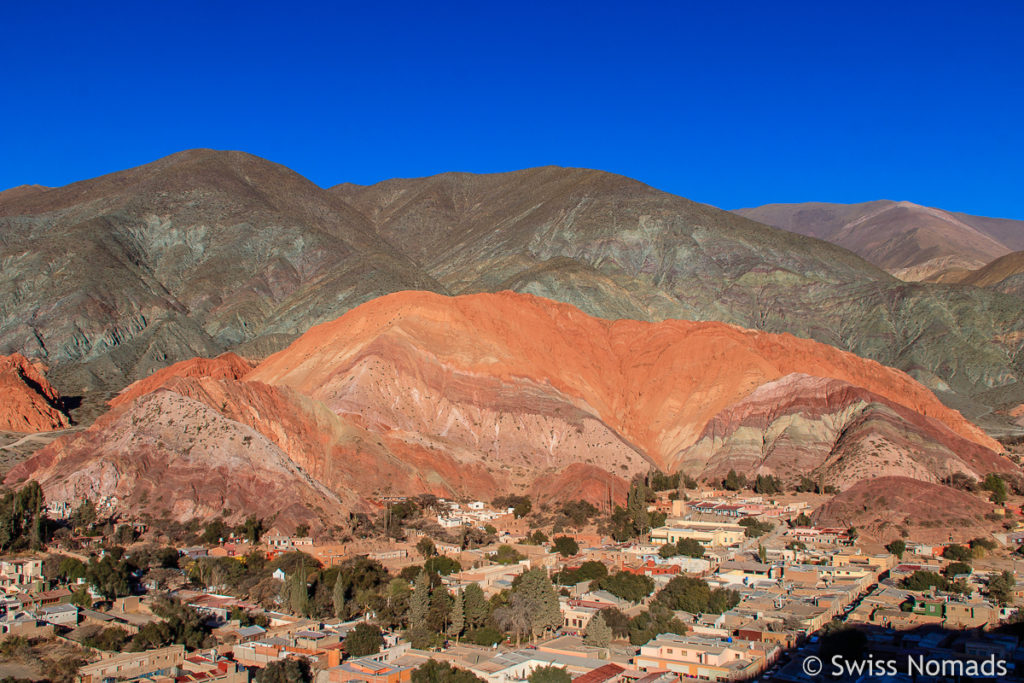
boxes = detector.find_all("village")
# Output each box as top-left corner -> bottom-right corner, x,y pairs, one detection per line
2,475 -> 1024,683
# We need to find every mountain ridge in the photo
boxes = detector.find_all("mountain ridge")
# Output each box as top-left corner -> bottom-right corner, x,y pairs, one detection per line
2,150 -> 1022,433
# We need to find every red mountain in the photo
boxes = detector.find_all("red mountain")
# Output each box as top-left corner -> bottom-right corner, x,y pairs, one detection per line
8,292 -> 1013,530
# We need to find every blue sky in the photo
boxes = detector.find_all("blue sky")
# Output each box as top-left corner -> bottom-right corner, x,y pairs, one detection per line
2,1 -> 1022,218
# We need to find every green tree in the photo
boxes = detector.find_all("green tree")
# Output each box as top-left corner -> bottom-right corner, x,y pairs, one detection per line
463,583 -> 488,629
943,544 -> 972,562
256,657 -> 312,683
626,480 -> 651,535
885,540 -> 906,559
599,607 -> 630,638
584,612 -> 612,647
943,562 -> 972,578
71,499 -> 97,530
903,570 -> 948,592
409,571 -> 430,625
512,568 -> 562,641
449,589 -> 465,640
554,561 -> 608,586
288,563 -> 309,616
675,538 -> 705,558
412,660 -> 484,683
982,474 -> 1008,505
332,571 -> 346,619
423,556 -> 461,576
528,530 -> 549,544
758,544 -> 767,564
793,512 -> 812,527
236,516 -> 264,544
417,537 -> 436,559
528,665 -> 572,683
560,500 -> 599,526
795,476 -> 817,493
426,585 -> 452,634
753,474 -> 782,494
739,517 -> 774,538
658,543 -> 678,559
70,587 -> 92,608
466,626 -> 504,646
987,570 -> 1016,605
596,571 -> 654,603
86,555 -> 131,599
201,518 -> 230,544
345,622 -> 383,656
493,545 -> 526,565
656,576 -> 739,614
513,498 -> 533,519
723,470 -> 746,491
628,603 -> 687,645
552,536 -> 579,557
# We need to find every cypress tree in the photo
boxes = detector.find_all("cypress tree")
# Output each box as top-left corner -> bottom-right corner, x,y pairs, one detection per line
584,612 -> 612,647
332,572 -> 347,619
409,570 -> 430,625
463,582 -> 487,629
449,589 -> 465,640
289,562 -> 309,616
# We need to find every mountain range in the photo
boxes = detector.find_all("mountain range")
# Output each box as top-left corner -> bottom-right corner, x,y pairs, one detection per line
2,150 -> 1022,434
736,200 -> 1024,282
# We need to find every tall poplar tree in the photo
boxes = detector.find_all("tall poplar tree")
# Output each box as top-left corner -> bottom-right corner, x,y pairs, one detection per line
448,590 -> 464,641
409,570 -> 430,625
332,572 -> 347,619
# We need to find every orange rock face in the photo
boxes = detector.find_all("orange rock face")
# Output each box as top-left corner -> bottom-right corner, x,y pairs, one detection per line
252,290 -> 1000,464
0,354 -> 69,432
11,291 -> 1014,525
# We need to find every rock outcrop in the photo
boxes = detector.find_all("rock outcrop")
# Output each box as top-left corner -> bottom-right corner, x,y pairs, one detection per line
0,354 -> 70,432
110,352 -> 255,407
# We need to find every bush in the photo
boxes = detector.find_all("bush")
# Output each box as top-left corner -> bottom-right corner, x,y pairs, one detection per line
942,544 -> 972,562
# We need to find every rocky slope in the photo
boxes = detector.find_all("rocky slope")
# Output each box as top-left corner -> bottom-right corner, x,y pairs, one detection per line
811,476 -> 994,543
926,251 -> 1024,299
0,354 -> 70,432
10,292 -> 1015,527
335,172 -> 1024,428
2,151 -> 1022,431
0,149 -> 441,392
735,200 -> 1024,281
